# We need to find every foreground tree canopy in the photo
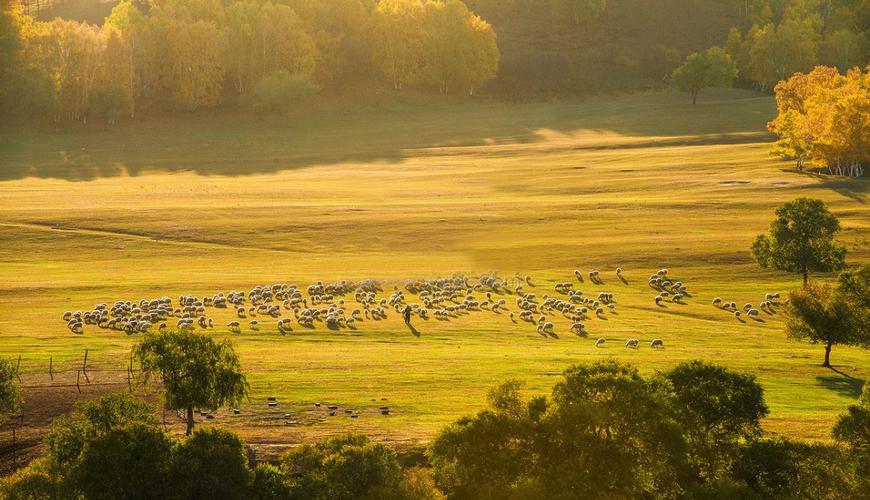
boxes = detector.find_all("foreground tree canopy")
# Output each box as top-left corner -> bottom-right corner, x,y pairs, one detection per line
752,197 -> 847,284
2,360 -> 867,498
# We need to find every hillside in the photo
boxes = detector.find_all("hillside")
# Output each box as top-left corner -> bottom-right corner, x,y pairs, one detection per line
1,90 -> 867,467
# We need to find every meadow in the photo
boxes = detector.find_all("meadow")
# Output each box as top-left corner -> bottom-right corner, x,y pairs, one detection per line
0,89 -> 867,459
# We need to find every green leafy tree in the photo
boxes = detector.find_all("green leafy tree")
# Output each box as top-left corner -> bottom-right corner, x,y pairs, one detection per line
169,428 -> 254,500
251,463 -> 292,500
833,385 -> 870,450
72,424 -> 172,500
0,357 -> 19,423
542,360 -> 689,497
134,330 -> 248,435
837,264 -> 870,309
0,457 -> 69,500
671,47 -> 738,104
734,438 -> 857,498
784,280 -> 866,367
664,360 -> 769,480
833,384 -> 870,493
429,361 -> 691,498
427,383 -> 539,498
752,198 -> 847,284
280,433 -> 405,499
46,393 -> 158,465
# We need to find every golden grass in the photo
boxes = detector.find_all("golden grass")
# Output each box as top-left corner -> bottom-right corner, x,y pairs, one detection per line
0,89 -> 867,447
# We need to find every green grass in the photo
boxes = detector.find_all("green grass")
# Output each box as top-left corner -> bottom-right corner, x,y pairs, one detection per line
0,89 -> 867,449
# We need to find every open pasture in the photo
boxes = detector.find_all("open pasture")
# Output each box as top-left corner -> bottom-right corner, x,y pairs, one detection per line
0,89 -> 867,454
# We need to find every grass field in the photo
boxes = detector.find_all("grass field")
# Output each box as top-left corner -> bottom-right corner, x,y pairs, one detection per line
0,89 -> 867,460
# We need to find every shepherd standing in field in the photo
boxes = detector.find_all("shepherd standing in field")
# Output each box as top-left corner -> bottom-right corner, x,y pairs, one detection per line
403,305 -> 412,325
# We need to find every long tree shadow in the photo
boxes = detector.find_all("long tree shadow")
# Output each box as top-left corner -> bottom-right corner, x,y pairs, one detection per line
791,171 -> 869,204
0,90 -> 774,182
817,372 -> 865,399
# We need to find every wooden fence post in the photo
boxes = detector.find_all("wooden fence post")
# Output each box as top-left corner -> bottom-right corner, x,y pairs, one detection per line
82,350 -> 90,383
49,356 -> 53,381
15,355 -> 21,383
76,370 -> 81,393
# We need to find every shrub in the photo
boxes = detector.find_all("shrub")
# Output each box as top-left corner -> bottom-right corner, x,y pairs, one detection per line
168,427 -> 254,500
280,433 -> 404,500
72,424 -> 172,500
250,71 -> 317,116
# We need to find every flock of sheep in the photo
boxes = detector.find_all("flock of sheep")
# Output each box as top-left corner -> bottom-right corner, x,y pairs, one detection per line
711,292 -> 783,321
60,267 -> 781,350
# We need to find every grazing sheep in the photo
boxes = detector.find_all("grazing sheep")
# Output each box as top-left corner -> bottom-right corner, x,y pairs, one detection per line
227,321 -> 241,334
734,310 -> 741,319
249,320 -> 260,331
595,338 -> 606,347
625,339 -> 639,349
747,309 -> 759,317
650,339 -> 664,348
712,297 -> 722,307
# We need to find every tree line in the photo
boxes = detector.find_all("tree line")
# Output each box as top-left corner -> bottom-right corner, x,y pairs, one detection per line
0,0 -> 500,122
723,0 -> 869,91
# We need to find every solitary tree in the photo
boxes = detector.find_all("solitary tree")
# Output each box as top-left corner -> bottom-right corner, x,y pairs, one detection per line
752,198 -> 847,284
0,357 -> 19,423
785,280 -> 866,367
671,47 -> 738,104
134,330 -> 248,435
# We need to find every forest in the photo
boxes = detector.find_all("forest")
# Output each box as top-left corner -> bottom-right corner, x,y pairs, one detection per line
1,0 -> 868,121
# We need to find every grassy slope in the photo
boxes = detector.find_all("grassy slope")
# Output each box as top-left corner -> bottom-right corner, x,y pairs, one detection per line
0,89 -> 867,452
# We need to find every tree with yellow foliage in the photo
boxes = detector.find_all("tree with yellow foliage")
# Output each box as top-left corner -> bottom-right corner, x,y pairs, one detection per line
368,0 -> 426,90
421,0 -> 499,95
769,65 -> 868,176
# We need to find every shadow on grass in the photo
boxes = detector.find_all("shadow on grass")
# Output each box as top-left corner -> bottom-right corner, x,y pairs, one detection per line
789,171 -> 869,204
817,373 -> 865,399
0,90 -> 774,182
406,323 -> 420,337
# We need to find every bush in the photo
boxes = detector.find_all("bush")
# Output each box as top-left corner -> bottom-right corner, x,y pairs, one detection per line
251,463 -> 291,500
249,71 -> 317,116
168,427 -> 254,500
397,467 -> 446,500
72,424 -> 172,500
734,439 -> 857,498
280,434 -> 404,500
0,458 -> 70,500
45,393 -> 158,465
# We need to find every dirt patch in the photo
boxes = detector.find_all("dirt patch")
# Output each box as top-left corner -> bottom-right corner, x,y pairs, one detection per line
719,181 -> 750,186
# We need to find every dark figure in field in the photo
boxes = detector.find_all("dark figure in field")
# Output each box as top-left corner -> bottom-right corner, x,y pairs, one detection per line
403,305 -> 412,325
